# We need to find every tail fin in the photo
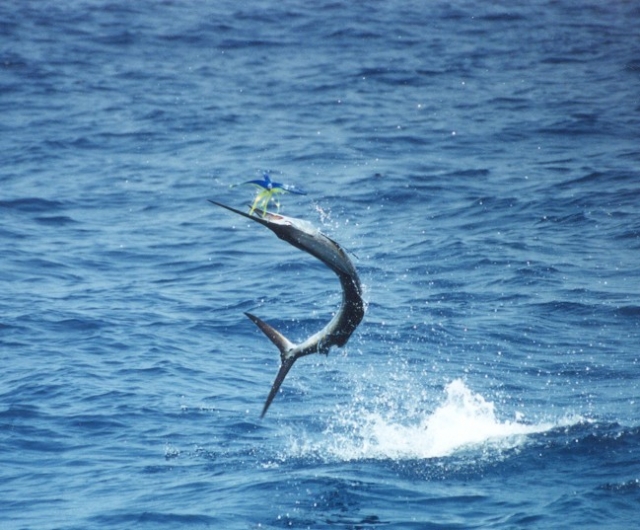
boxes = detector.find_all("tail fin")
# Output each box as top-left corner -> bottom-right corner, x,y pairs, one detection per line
245,312 -> 297,418
244,312 -> 294,358
260,357 -> 296,418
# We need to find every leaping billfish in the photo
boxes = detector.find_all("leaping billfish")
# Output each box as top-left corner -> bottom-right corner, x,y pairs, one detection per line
210,201 -> 365,417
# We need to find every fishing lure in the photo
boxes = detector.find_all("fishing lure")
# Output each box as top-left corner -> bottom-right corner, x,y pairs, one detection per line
238,173 -> 306,216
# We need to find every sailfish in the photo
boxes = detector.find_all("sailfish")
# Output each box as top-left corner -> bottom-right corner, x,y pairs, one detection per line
210,201 -> 365,417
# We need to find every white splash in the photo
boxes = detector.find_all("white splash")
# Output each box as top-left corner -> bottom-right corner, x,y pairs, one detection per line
288,379 -> 558,461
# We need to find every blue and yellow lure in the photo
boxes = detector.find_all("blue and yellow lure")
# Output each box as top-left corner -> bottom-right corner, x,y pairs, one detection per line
236,173 -> 306,216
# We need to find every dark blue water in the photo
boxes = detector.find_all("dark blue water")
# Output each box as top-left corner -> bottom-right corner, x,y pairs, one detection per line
2,1 -> 640,528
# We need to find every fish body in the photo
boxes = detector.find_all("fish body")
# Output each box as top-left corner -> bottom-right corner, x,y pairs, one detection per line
210,201 -> 365,417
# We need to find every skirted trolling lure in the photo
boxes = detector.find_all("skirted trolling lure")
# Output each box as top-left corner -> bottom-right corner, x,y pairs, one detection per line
232,172 -> 307,217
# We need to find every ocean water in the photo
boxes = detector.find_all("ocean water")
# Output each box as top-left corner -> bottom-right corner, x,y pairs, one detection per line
2,1 -> 640,528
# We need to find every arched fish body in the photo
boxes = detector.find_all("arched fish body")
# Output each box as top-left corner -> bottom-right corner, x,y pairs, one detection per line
210,201 -> 365,417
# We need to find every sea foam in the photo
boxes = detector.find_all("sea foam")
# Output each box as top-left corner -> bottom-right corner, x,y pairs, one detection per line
288,379 -> 560,461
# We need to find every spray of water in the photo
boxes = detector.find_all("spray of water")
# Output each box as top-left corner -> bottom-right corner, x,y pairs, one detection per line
287,379 -> 561,461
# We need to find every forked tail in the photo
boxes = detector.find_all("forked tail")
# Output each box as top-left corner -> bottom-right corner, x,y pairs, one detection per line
245,312 -> 297,418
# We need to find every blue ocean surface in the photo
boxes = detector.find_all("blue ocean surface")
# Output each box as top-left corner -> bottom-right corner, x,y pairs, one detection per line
2,1 -> 639,528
